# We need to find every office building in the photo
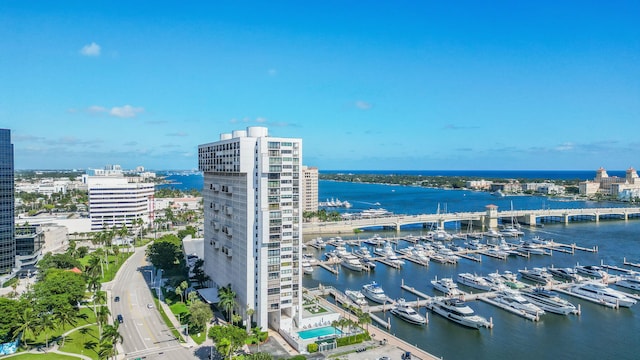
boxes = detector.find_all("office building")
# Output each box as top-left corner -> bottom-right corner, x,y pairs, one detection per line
0,129 -> 14,275
87,174 -> 155,231
198,126 -> 302,332
302,166 -> 318,212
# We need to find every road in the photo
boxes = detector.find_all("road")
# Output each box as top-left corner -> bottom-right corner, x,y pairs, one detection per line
108,247 -> 197,360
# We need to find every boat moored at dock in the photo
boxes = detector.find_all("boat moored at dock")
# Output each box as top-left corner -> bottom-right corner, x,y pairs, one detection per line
493,289 -> 546,317
428,298 -> 492,329
518,267 -> 553,284
390,299 -> 427,325
575,264 -> 607,279
616,272 -> 640,291
457,273 -> 493,291
362,281 -> 389,304
431,277 -> 463,296
569,282 -> 637,308
345,289 -> 368,306
521,287 -> 578,315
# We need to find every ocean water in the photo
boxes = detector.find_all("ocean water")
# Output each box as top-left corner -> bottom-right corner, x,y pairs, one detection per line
306,180 -> 640,360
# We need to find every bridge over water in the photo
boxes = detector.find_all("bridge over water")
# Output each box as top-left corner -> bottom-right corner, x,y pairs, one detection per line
303,206 -> 640,235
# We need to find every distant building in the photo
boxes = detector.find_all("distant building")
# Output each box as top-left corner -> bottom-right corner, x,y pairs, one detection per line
198,126 -> 303,333
0,129 -> 15,275
302,166 -> 319,212
466,179 -> 492,190
579,167 -> 640,197
15,224 -> 45,275
87,173 -> 155,231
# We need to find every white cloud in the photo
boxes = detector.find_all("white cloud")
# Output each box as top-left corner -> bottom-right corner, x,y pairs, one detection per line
355,100 -> 372,110
80,42 -> 101,56
555,142 -> 575,151
110,105 -> 144,118
87,105 -> 107,113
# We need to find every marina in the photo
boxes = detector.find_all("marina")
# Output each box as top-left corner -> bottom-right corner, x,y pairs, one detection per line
303,180 -> 640,360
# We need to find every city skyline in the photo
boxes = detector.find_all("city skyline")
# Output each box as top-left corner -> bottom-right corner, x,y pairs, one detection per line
1,1 -> 639,170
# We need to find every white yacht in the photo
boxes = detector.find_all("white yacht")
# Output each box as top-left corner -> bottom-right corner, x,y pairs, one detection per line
521,288 -> 578,315
518,267 -> 553,284
364,234 -> 385,246
429,298 -> 492,329
302,261 -> 314,275
362,281 -> 389,304
570,282 -> 637,307
341,254 -> 364,271
494,290 -> 546,316
457,273 -> 493,291
547,266 -> 583,282
410,247 -> 430,264
390,299 -> 426,325
313,237 -> 326,248
355,245 -> 372,258
334,245 -> 349,258
616,273 -> 640,291
518,242 -> 546,255
302,253 -> 318,264
431,277 -> 463,296
483,272 -> 508,291
345,289 -> 368,307
500,271 -> 528,289
575,265 -> 606,279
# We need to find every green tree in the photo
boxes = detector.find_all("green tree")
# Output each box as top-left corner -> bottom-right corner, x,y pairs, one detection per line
34,268 -> 86,310
96,306 -> 110,338
37,252 -> 82,271
208,325 -> 248,359
0,298 -> 26,343
14,306 -> 37,347
188,299 -> 213,334
192,259 -> 211,288
218,284 -> 237,322
145,235 -> 183,271
101,322 -> 123,359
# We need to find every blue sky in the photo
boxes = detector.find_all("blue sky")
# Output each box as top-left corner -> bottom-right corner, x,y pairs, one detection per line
1,1 -> 638,171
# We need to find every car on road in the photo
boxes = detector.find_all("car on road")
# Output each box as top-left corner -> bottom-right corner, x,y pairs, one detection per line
147,303 -> 153,309
117,314 -> 123,323
114,296 -> 120,302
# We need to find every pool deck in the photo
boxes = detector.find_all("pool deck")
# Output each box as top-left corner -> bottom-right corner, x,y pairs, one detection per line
315,296 -> 442,360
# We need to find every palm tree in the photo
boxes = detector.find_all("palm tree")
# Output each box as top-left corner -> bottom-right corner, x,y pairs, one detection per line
246,306 -> 255,334
218,284 -> 237,322
96,305 -> 110,337
14,306 -> 37,348
98,340 -> 115,360
53,304 -> 78,347
101,322 -> 123,359
37,313 -> 55,349
216,337 -> 232,359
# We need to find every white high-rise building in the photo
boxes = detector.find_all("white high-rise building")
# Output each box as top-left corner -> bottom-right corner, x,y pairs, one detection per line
198,126 -> 302,332
87,176 -> 155,231
302,166 -> 318,212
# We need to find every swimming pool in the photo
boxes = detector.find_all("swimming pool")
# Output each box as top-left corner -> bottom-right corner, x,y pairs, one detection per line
298,326 -> 342,340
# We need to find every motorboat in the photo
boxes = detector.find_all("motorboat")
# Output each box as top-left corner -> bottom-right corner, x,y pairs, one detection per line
616,272 -> 640,291
373,241 -> 394,257
390,299 -> 426,325
431,277 -> 463,296
457,273 -> 493,291
430,228 -> 454,241
360,258 -> 377,269
355,245 -> 372,258
302,253 -> 318,264
494,290 -> 546,316
437,248 -> 459,264
428,298 -> 492,329
345,289 -> 368,307
334,245 -> 349,258
302,261 -> 314,275
575,265 -> 607,279
547,266 -> 583,282
570,282 -> 637,307
364,234 -> 385,246
483,272 -> 508,291
518,267 -> 553,284
485,229 -> 503,238
465,239 -> 486,250
410,247 -> 430,264
362,281 -> 389,304
500,271 -> 527,289
530,236 -> 551,245
313,237 -> 326,248
341,254 -> 364,271
518,242 -> 546,255
521,287 -> 578,315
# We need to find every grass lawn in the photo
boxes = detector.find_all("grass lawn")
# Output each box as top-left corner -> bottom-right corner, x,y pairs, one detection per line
9,353 -> 80,360
24,307 -> 97,346
58,324 -> 100,360
191,330 -> 206,345
169,302 -> 189,323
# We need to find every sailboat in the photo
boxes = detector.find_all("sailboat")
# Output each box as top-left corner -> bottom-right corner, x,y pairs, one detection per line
501,201 -> 524,236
